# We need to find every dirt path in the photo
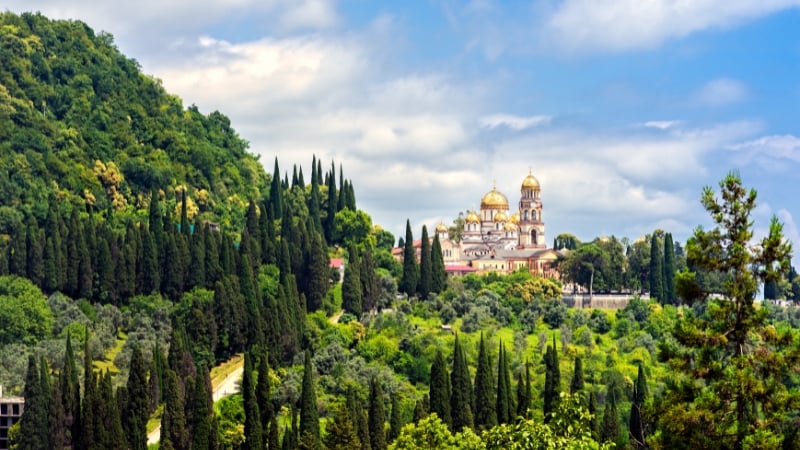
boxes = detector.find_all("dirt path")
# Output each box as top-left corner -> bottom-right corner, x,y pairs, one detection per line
147,361 -> 244,446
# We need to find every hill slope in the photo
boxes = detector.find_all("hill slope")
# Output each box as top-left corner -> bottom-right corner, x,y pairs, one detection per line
0,11 -> 267,227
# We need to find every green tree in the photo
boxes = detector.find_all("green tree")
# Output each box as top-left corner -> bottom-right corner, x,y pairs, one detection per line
399,220 -> 418,296
368,376 -> 387,450
649,233 -> 664,302
342,245 -> 363,316
429,350 -> 452,427
242,353 -> 263,450
191,366 -> 213,450
299,350 -> 320,449
629,364 -> 647,450
18,356 -> 49,450
389,413 -> 482,450
483,392 -> 613,450
161,369 -> 188,450
0,275 -> 53,345
515,361 -> 531,419
431,233 -> 447,294
417,225 -> 432,299
663,232 -> 676,304
654,172 -> 799,449
389,393 -> 404,443
542,337 -> 560,423
450,334 -> 473,431
569,356 -> 584,394
495,342 -> 513,425
561,244 -> 609,297
125,346 -> 150,450
599,388 -> 620,445
324,403 -> 361,450
473,333 -> 496,430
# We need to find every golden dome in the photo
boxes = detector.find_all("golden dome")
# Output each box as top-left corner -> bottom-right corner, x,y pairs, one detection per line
480,188 -> 509,210
494,211 -> 508,222
504,221 -> 517,231
521,171 -> 540,190
465,211 -> 480,223
436,222 -> 448,233
510,211 -> 520,224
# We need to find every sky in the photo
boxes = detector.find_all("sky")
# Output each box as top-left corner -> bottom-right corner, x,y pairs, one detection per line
6,0 -> 800,254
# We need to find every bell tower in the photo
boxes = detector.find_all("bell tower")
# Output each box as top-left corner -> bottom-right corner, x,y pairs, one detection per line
517,169 -> 545,249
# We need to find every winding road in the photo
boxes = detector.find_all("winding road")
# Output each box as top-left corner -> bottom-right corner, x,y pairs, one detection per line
147,363 -> 244,445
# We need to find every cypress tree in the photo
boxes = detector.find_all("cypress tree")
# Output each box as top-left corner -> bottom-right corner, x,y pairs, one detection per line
161,369 -> 188,450
368,376 -> 387,450
148,355 -> 161,414
188,219 -> 206,290
417,225 -> 432,299
360,249 -> 378,313
515,360 -> 531,419
308,174 -> 323,233
270,158 -> 283,219
191,366 -> 212,450
496,342 -> 513,425
0,238 -> 8,276
18,356 -> 49,450
342,245 -> 363,316
77,223 -> 93,299
428,350 -> 451,427
473,333 -> 496,430
9,219 -> 26,277
570,356 -> 584,394
99,371 -> 126,449
125,346 -> 150,450
663,232 -> 676,304
449,334 -> 473,431
649,233 -> 664,302
324,162 -> 338,243
304,231 -> 329,313
242,353 -> 264,450
588,390 -> 599,441
48,373 -> 67,450
299,351 -> 320,448
256,353 -> 274,442
81,333 -> 96,450
389,393 -> 404,443
324,403 -> 360,450
431,233 -> 447,294
141,226 -> 160,294
629,364 -> 648,449
543,337 -> 560,423
399,220 -> 418,296
600,388 -> 620,445
62,333 -> 81,447
26,221 -> 44,288
346,388 -> 370,450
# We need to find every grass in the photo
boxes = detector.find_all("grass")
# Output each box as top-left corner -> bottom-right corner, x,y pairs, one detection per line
146,404 -> 164,434
93,331 -> 127,375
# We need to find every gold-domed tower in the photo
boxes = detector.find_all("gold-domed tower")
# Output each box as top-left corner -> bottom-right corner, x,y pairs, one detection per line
518,169 -> 545,249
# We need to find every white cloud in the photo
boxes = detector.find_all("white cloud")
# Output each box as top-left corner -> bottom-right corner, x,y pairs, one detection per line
542,0 -> 800,52
480,114 -> 552,130
728,134 -> 800,171
694,78 -> 748,107
643,120 -> 682,130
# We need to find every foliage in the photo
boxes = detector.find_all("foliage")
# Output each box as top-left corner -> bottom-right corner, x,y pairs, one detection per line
0,275 -> 53,345
653,172 -> 800,449
389,413 -> 483,450
483,392 -> 614,450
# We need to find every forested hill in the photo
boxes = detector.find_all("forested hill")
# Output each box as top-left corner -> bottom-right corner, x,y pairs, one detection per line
0,11 -> 266,224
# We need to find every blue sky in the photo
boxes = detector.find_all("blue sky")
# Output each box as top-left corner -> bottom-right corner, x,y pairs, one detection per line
7,0 -> 800,255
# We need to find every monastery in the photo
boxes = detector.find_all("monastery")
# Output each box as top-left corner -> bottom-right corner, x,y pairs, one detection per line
398,171 -> 561,277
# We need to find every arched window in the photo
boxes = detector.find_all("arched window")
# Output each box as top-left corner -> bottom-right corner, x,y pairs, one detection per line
531,229 -> 537,244
524,210 -> 529,221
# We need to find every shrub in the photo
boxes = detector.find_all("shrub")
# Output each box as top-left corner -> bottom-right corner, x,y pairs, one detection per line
588,309 -> 611,334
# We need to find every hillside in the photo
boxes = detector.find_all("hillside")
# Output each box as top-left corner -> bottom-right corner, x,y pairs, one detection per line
0,12 -> 266,228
